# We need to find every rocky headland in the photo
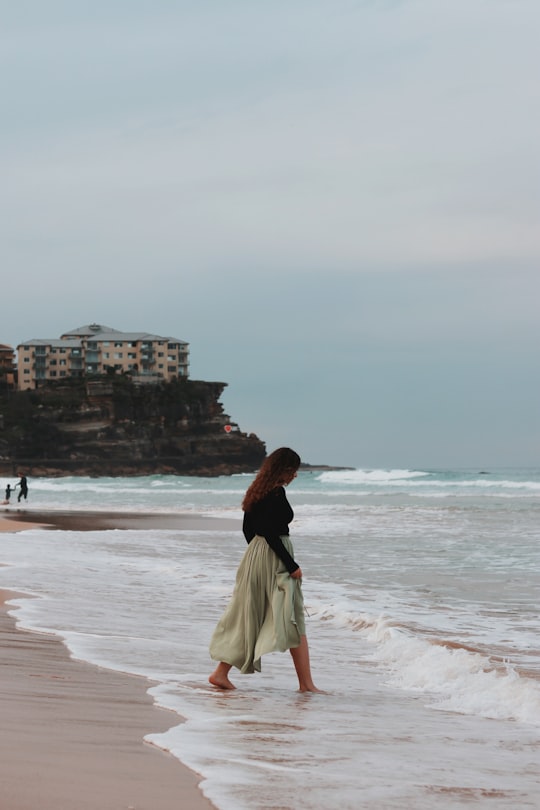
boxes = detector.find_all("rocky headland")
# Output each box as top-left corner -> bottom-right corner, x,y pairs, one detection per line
0,376 -> 266,477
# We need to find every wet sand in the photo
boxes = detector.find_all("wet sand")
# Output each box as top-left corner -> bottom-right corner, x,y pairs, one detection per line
1,507 -> 240,533
0,512 -> 219,810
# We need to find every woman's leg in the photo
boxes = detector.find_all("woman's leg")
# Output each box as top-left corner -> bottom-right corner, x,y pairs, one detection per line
209,662 -> 236,689
290,635 -> 322,692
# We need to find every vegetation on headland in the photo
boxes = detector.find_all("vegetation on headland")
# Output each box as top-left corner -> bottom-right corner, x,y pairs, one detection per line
0,375 -> 266,477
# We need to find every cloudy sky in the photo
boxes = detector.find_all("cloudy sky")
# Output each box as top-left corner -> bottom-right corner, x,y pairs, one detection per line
2,0 -> 539,469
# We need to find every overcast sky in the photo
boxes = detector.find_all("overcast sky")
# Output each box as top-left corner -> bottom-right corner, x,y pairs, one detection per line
2,0 -> 539,469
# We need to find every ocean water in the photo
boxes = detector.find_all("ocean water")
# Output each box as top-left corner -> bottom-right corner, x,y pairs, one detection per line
1,468 -> 539,809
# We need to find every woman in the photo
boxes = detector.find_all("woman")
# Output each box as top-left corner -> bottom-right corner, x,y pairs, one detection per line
209,447 -> 320,692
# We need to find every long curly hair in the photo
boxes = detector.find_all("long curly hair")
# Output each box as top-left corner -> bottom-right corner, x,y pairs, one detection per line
242,447 -> 301,512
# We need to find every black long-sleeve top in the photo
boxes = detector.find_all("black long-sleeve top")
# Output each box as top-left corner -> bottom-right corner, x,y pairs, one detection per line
242,486 -> 299,574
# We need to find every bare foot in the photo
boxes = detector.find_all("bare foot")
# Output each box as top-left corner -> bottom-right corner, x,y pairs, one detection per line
298,684 -> 326,693
209,672 -> 236,690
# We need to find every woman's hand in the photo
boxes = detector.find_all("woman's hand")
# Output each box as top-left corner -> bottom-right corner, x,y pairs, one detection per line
290,567 -> 303,579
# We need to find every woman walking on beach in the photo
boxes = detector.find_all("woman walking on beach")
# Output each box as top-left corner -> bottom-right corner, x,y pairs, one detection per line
209,447 -> 321,692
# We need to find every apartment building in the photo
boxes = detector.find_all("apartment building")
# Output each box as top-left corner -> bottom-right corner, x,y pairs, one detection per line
0,343 -> 16,388
17,323 -> 189,390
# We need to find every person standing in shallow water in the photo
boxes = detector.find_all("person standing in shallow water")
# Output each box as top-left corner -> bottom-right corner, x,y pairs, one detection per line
16,474 -> 28,503
209,447 -> 321,692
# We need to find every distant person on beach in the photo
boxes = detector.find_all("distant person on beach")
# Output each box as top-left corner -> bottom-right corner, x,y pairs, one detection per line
15,474 -> 28,503
209,447 -> 321,692
3,483 -> 13,504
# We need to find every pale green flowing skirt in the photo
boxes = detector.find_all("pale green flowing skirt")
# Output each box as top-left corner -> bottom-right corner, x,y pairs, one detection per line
209,535 -> 306,674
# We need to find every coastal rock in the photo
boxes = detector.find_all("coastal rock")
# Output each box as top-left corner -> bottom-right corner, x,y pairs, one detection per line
0,377 -> 266,477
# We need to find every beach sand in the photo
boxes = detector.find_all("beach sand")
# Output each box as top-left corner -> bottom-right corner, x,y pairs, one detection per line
1,507 -> 241,533
0,512 -> 217,810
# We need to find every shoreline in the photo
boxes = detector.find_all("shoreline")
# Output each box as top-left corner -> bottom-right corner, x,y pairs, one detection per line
0,507 -> 241,533
0,513 -> 219,810
0,590 -> 216,810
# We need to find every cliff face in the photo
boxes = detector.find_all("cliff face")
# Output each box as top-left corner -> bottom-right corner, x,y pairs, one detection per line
0,377 -> 266,477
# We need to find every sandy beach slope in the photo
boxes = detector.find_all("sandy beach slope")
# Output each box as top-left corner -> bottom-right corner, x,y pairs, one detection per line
1,508 -> 241,532
0,592 -> 216,810
0,513 -> 48,532
0,513 -> 217,810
